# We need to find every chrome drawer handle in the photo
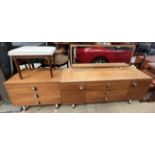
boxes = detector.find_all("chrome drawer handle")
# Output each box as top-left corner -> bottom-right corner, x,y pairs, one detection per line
104,96 -> 108,102
80,86 -> 84,90
34,94 -> 39,98
32,86 -> 37,91
132,82 -> 138,87
105,91 -> 109,95
106,83 -> 111,88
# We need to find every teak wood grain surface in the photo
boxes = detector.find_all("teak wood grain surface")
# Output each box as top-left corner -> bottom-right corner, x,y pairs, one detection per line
5,69 -> 62,106
5,68 -> 62,84
61,66 -> 151,83
4,66 -> 152,106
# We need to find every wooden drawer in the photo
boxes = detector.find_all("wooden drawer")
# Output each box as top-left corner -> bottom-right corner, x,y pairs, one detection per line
127,79 -> 151,100
108,89 -> 128,101
5,83 -> 61,106
129,80 -> 151,90
61,82 -> 85,91
61,82 -> 85,104
35,93 -> 61,105
62,91 -> 85,104
5,83 -> 60,94
7,92 -> 61,106
85,91 -> 106,103
86,80 -> 130,91
8,93 -> 36,106
85,89 -> 128,103
127,90 -> 149,100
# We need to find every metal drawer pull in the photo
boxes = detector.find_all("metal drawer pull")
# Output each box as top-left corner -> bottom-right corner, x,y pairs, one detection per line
132,82 -> 138,87
34,94 -> 39,98
105,91 -> 109,95
104,96 -> 108,101
32,86 -> 37,91
106,83 -> 111,88
80,86 -> 84,90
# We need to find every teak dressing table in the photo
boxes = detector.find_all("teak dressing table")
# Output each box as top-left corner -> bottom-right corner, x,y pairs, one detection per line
4,64 -> 152,109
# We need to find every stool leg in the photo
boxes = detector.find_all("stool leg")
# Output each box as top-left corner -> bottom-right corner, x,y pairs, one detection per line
13,57 -> 23,79
53,54 -> 56,68
47,56 -> 53,77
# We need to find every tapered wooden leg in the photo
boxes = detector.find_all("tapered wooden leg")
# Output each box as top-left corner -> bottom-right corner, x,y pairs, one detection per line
13,57 -> 23,79
47,56 -> 53,77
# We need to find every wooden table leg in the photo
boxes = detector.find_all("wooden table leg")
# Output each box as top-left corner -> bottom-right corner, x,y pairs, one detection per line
13,57 -> 23,79
47,56 -> 53,77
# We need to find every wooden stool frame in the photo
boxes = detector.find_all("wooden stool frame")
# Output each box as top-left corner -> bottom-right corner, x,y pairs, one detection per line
13,55 -> 55,79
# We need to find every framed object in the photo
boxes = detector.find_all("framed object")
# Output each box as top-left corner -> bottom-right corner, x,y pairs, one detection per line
70,44 -> 135,68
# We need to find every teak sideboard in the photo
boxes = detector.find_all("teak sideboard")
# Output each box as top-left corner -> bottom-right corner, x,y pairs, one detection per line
4,66 -> 152,108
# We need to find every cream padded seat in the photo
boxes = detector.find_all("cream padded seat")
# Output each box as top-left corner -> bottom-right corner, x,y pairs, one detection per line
8,46 -> 56,79
8,46 -> 56,56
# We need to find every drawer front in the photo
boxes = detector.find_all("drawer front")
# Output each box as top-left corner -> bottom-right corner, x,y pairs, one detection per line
5,83 -> 60,94
35,93 -> 61,105
61,82 -> 85,104
7,92 -> 61,106
62,91 -> 85,104
61,82 -> 85,91
5,83 -> 61,106
129,80 -> 151,90
86,80 -> 130,91
127,80 -> 151,100
127,90 -> 148,100
85,89 -> 128,103
8,93 -> 36,106
85,91 -> 106,103
108,90 -> 128,101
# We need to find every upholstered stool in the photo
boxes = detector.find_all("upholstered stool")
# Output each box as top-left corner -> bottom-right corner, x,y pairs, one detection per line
8,46 -> 56,79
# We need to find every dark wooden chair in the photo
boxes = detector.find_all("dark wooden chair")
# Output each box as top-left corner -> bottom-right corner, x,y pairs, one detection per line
133,54 -> 147,69
142,64 -> 155,101
41,43 -> 70,68
148,79 -> 155,101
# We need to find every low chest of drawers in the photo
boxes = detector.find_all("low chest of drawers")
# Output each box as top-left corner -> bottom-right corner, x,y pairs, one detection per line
4,66 -> 152,108
5,69 -> 62,106
61,67 -> 152,105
